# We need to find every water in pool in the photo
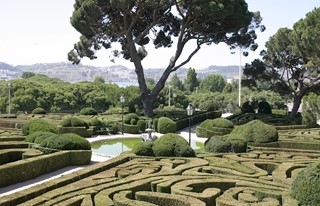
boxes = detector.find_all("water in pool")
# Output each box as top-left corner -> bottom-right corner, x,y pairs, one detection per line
91,138 -> 204,156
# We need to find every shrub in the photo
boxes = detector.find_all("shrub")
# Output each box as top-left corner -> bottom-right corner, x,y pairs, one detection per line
80,107 -> 97,115
153,118 -> 159,132
60,117 -> 72,127
109,123 -> 119,134
241,101 -> 255,114
157,117 -> 176,134
132,141 -> 154,156
25,131 -> 56,143
32,107 -> 46,115
123,124 -> 140,134
196,118 -> 234,138
137,120 -> 147,133
124,113 -> 139,124
71,117 -> 88,128
90,118 -> 103,126
130,118 -> 137,125
230,120 -> 278,143
258,101 -> 272,114
22,119 -> 58,136
291,161 -> 320,205
40,133 -> 91,150
152,133 -> 195,157
205,136 -> 247,153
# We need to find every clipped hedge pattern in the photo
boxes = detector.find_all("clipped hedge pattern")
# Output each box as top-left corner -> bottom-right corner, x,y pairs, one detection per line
3,148 -> 320,205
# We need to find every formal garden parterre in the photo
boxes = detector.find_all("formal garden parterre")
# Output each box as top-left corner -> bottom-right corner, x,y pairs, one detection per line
0,107 -> 320,205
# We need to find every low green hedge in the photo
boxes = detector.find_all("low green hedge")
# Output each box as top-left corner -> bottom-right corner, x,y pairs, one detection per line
80,107 -> 98,115
0,150 -> 91,188
32,107 -> 46,115
123,123 -> 140,134
58,126 -> 95,137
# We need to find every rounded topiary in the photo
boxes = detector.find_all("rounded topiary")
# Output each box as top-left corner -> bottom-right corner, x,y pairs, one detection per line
25,131 -> 56,143
60,117 -> 72,127
241,101 -> 255,114
137,120 -> 147,133
152,133 -> 195,157
40,133 -> 91,150
22,119 -> 58,136
157,117 -> 176,134
205,136 -> 247,153
109,123 -> 119,134
71,117 -> 87,128
80,107 -> 97,115
124,113 -> 139,124
230,120 -> 278,143
130,118 -> 137,125
258,101 -> 272,114
196,118 -> 234,137
132,141 -> 154,156
32,107 -> 46,115
90,118 -> 103,126
291,161 -> 320,205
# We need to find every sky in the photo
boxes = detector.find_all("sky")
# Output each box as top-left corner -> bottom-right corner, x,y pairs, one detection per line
1,0 -> 320,69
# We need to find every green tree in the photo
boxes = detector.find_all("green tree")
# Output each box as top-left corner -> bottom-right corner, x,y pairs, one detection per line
243,15 -> 320,118
184,68 -> 200,93
169,73 -> 184,91
94,76 -> 105,84
145,77 -> 156,87
199,74 -> 226,93
68,0 -> 264,117
222,83 -> 233,94
21,72 -> 36,79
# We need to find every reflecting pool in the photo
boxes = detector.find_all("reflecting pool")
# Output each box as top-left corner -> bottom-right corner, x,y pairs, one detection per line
91,138 -> 204,157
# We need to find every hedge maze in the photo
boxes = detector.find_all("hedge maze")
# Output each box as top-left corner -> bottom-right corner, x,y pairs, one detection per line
2,145 -> 320,206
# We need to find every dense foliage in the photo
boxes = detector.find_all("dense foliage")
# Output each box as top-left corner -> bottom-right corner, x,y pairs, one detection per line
22,119 -> 58,136
40,133 -> 91,150
157,117 -> 176,134
291,160 -> 320,205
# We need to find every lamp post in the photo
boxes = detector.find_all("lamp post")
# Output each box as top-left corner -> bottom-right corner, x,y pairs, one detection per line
238,48 -> 242,107
120,95 -> 125,134
168,85 -> 172,106
187,103 -> 193,146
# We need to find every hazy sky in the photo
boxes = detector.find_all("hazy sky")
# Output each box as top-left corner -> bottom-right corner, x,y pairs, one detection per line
1,0 -> 319,69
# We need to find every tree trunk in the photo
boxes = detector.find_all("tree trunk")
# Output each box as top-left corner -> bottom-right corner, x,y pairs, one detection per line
290,95 -> 302,118
142,96 -> 155,118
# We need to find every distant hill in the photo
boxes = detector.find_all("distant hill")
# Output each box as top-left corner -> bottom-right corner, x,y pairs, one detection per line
0,61 -> 241,83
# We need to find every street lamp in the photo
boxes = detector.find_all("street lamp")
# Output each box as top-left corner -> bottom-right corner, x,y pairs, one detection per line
120,95 -> 125,134
187,103 -> 193,146
168,85 -> 172,106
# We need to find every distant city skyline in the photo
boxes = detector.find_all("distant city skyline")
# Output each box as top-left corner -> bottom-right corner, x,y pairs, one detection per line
1,0 -> 319,69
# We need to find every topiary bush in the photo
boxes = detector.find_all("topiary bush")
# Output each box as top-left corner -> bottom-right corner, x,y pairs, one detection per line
157,117 -> 176,134
230,120 -> 278,143
32,107 -> 46,115
80,107 -> 98,115
196,118 -> 234,138
109,123 -> 119,134
152,133 -> 195,157
90,118 -> 103,126
152,118 -> 159,132
132,141 -> 154,156
137,120 -> 147,133
71,117 -> 88,128
22,119 -> 58,136
258,101 -> 272,114
241,101 -> 255,114
130,118 -> 137,125
60,117 -> 72,127
205,136 -> 247,153
124,113 -> 139,124
291,160 -> 320,205
40,133 -> 91,150
25,131 -> 56,143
